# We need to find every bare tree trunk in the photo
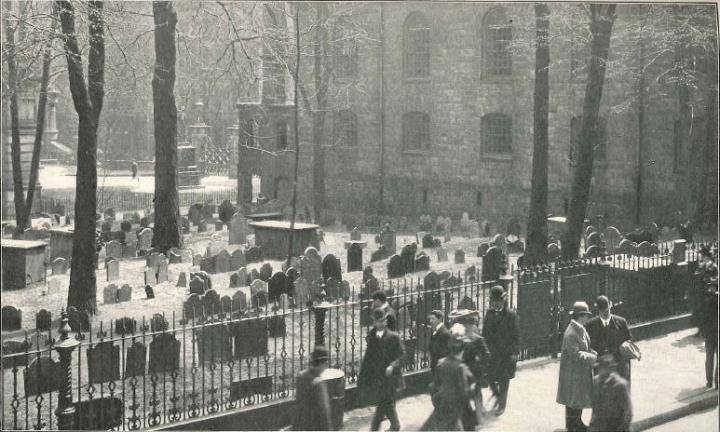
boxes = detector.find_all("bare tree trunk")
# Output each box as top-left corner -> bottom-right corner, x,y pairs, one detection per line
312,3 -> 328,223
287,2 -> 302,267
151,1 -> 182,253
59,0 -> 105,314
525,3 -> 551,265
561,4 -> 616,260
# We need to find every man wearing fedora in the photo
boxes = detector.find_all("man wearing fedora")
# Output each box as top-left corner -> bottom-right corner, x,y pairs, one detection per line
585,296 -> 633,382
588,354 -> 633,432
293,345 -> 334,431
482,285 -> 519,416
557,301 -> 597,432
359,307 -> 406,431
693,246 -> 717,337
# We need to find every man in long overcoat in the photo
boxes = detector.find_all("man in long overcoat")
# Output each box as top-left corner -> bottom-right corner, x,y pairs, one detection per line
702,279 -> 718,388
588,354 -> 633,432
482,285 -> 519,416
293,345 -> 334,431
428,310 -> 451,371
557,301 -> 598,432
585,296 -> 633,382
359,307 -> 406,431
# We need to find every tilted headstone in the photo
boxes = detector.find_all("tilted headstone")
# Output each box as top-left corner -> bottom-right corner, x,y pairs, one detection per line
51,257 -> 68,275
454,249 -> 465,264
321,254 -> 342,280
106,258 -> 120,282
387,255 -> 405,279
87,341 -> 121,384
259,263 -> 274,282
103,284 -> 119,304
145,285 -> 155,299
105,240 -> 122,260
36,309 -> 52,331
117,284 -> 132,302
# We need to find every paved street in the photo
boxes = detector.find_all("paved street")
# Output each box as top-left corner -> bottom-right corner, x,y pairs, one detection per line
649,407 -> 718,431
343,328 -> 719,431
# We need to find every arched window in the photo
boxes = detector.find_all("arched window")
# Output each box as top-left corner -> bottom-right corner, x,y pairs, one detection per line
570,115 -> 607,162
402,111 -> 430,151
334,110 -> 358,147
481,113 -> 512,154
482,8 -> 513,77
404,12 -> 430,79
275,120 -> 288,150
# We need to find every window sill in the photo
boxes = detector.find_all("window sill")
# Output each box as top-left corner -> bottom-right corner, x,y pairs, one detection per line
480,154 -> 513,162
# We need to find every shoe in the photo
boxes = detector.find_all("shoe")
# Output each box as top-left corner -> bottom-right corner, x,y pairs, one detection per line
495,407 -> 505,416
707,381 -> 713,388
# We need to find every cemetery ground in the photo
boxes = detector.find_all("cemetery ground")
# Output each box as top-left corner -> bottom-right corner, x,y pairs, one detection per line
341,328 -> 720,432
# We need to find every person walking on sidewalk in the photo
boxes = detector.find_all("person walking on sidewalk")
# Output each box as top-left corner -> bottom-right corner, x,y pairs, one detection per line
702,279 -> 719,389
482,285 -> 519,416
421,323 -> 476,431
585,296 -> 633,382
428,310 -> 451,371
588,354 -> 632,432
292,345 -> 334,431
557,301 -> 598,432
371,291 -> 398,331
359,307 -> 406,431
693,246 -> 717,337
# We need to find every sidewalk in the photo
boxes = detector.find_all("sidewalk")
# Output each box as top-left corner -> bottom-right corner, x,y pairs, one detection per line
342,328 -> 719,431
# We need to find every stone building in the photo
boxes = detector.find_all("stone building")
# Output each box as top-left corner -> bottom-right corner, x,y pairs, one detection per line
235,2 -> 718,232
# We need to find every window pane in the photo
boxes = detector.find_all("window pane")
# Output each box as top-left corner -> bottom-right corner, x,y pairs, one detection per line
482,114 -> 511,154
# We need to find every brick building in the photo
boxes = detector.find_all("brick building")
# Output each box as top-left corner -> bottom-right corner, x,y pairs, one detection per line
236,3 -> 720,231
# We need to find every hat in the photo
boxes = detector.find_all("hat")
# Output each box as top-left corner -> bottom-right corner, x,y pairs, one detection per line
595,295 -> 610,310
448,309 -> 472,321
490,285 -> 507,302
570,301 -> 592,317
449,323 -> 470,343
594,353 -> 617,368
310,345 -> 329,364
371,307 -> 388,321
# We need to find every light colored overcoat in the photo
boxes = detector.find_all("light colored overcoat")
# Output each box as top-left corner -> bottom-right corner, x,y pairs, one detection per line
557,319 -> 597,409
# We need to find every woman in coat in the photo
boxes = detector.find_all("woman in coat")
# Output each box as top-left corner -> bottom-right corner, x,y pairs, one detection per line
557,302 -> 598,432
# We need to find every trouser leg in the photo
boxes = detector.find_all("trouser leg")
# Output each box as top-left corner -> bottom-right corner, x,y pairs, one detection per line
384,398 -> 400,431
370,402 -> 385,431
706,338 -> 718,385
565,406 -> 585,432
497,379 -> 510,410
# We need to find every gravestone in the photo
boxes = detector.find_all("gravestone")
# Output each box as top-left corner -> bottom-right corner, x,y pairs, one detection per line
325,277 -> 341,300
454,250 -> 465,264
203,290 -> 222,316
370,248 -> 388,263
547,243 -> 560,260
231,290 -> 248,312
465,265 -> 477,283
125,342 -> 146,377
36,309 -> 52,331
148,333 -> 181,374
221,295 -> 233,314
218,200 -> 236,224
233,318 -> 269,358
189,276 -> 206,295
617,239 -> 634,255
286,267 -> 298,283
229,272 -> 242,288
229,213 -> 249,245
482,246 -> 506,282
362,266 -> 374,283
103,284 -> 119,304
1,306 -> 22,331
237,267 -> 248,287
293,277 -> 311,306
251,290 -> 268,308
246,246 -> 263,263
87,341 -> 121,384
138,228 -> 153,252
268,272 -> 287,301
422,233 -> 440,248
120,219 -> 132,233
67,306 -> 89,332
106,259 -> 120,282
347,243 -> 363,272
585,245 -> 602,258
586,232 -> 601,248
378,224 -> 396,254
177,272 -> 187,287
198,323 -> 232,363
603,226 -> 623,254
250,279 -> 268,296
350,227 -> 361,241
436,247 -> 448,262
477,243 -> 490,257
268,316 -> 286,338
493,234 -> 507,256
144,266 -> 157,286
250,269 -> 260,283
145,285 -> 155,299
424,271 -> 441,292
415,252 -> 430,271
322,254 -> 342,280
184,294 -> 202,319
637,241 -> 653,257
105,240 -> 122,260
24,357 -> 61,396
215,250 -> 232,274
259,263 -> 274,282
193,254 -> 203,267
51,257 -> 68,275
400,244 -> 418,274
231,249 -> 246,271
207,240 -> 227,257
365,277 -> 379,297
200,255 -> 217,274
117,284 -> 132,302
168,250 -> 182,264
300,247 -> 323,282
150,314 -> 168,332
387,255 -> 405,278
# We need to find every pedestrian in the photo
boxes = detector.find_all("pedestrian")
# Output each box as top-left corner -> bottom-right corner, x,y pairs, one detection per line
131,160 -> 138,180
371,290 -> 397,331
358,307 -> 406,431
557,301 -> 597,432
450,309 -> 491,429
428,310 -> 451,371
421,324 -> 476,431
588,354 -> 633,432
693,246 -> 717,337
585,296 -> 633,382
292,345 -> 334,431
482,285 -> 519,416
702,279 -> 719,389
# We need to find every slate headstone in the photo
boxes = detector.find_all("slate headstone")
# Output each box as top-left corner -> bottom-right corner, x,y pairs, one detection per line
67,306 -> 89,332
1,306 -> 22,331
259,263 -> 274,282
231,290 -> 248,312
454,249 -> 465,264
125,342 -> 146,377
145,285 -> 155,299
106,258 -> 120,282
103,284 -> 119,304
87,341 -> 121,384
36,309 -> 52,331
293,277 -> 311,305
184,294 -> 202,319
268,272 -> 288,301
215,250 -> 232,273
51,257 -> 68,275
231,249 -> 246,271
24,357 -> 61,396
347,243 -> 363,272
106,240 -> 122,260
321,254 -> 342,280
436,248 -> 448,262
603,226 -> 623,254
117,284 -> 132,302
189,276 -> 206,295
400,244 -> 418,274
203,290 -> 222,316
138,228 -> 153,252
387,255 -> 405,279
482,246 -> 507,282
148,333 -> 180,374
144,266 -> 157,286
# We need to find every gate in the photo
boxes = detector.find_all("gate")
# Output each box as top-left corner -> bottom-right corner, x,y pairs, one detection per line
516,268 -> 556,360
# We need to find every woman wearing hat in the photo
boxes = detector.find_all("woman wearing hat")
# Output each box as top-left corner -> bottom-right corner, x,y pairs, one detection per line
557,301 -> 598,432
293,345 -> 333,430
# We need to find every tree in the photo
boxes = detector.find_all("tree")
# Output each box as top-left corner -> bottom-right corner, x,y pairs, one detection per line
151,1 -> 182,253
524,3 -> 551,265
58,0 -> 105,313
561,4 -> 616,259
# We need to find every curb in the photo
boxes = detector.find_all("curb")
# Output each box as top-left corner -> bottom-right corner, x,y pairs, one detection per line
631,390 -> 718,431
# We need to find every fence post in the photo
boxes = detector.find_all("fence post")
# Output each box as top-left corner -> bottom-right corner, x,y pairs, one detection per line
313,296 -> 333,347
54,309 -> 80,430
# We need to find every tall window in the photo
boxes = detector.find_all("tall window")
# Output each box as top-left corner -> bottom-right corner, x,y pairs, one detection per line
570,115 -> 607,162
275,120 -> 288,150
334,37 -> 358,79
482,8 -> 513,77
481,113 -> 512,154
334,110 -> 358,147
402,111 -> 430,151
404,12 -> 430,79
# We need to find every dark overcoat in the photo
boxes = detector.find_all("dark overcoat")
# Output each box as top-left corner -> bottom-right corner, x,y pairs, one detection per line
292,369 -> 333,431
482,307 -> 520,380
421,356 -> 475,431
588,372 -> 632,431
585,315 -> 632,380
463,325 -> 490,387
429,324 -> 451,370
358,328 -> 405,404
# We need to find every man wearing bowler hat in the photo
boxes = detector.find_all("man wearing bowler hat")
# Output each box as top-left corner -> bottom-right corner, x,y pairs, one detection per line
588,354 -> 633,432
482,285 -> 519,416
585,296 -> 633,382
293,345 -> 333,430
359,307 -> 406,431
557,301 -> 597,432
